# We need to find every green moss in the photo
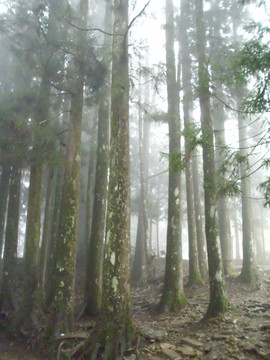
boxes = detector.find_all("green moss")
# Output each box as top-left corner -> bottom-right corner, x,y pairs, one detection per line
187,270 -> 204,287
158,291 -> 188,313
238,266 -> 259,283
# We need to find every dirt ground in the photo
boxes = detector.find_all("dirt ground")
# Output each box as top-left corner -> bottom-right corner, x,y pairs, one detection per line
1,265 -> 270,359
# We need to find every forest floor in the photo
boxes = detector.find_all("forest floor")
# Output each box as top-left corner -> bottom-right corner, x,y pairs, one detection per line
0,265 -> 270,359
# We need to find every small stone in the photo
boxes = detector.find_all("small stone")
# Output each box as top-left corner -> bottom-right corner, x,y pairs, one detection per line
176,344 -> 196,356
161,347 -> 181,360
181,337 -> 203,348
143,329 -> 167,341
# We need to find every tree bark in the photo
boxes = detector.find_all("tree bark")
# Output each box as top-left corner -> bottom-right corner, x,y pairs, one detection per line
0,166 -> 10,257
237,94 -> 258,282
195,0 -> 228,318
84,0 -> 112,316
192,154 -> 208,279
39,167 -> 55,295
180,0 -> 202,286
72,1 -> 136,358
213,98 -> 233,275
131,79 -> 148,286
159,0 -> 188,312
48,0 -> 88,334
0,163 -> 21,313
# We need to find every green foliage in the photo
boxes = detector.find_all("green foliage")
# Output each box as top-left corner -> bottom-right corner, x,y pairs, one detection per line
216,147 -> 246,197
182,123 -> 203,151
138,62 -> 166,93
160,151 -> 185,172
258,178 -> 270,207
229,21 -> 270,112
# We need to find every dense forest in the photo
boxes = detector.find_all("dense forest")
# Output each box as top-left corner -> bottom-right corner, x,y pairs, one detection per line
0,0 -> 270,359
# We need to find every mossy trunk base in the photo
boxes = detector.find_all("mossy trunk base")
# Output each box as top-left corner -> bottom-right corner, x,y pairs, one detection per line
158,291 -> 188,313
71,317 -> 136,360
187,270 -> 204,287
238,265 -> 259,284
205,280 -> 228,319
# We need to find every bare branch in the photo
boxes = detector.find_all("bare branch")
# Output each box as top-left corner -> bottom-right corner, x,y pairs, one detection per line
127,0 -> 152,31
64,17 -> 117,37
39,110 -> 70,125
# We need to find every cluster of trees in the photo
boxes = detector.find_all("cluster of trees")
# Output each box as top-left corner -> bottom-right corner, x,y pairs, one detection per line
0,0 -> 269,358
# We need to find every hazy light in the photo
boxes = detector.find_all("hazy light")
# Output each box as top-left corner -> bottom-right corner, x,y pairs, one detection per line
0,4 -> 7,13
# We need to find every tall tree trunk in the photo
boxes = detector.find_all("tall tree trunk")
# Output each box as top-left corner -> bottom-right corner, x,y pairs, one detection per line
180,0 -> 202,286
195,0 -> 228,317
233,212 -> 241,262
192,154 -> 208,279
48,0 -> 88,334
39,167 -> 55,294
18,75 -> 49,326
213,98 -> 233,275
159,0 -> 187,312
208,1 -> 233,276
236,94 -> 258,282
131,80 -> 148,286
73,1 -> 136,358
84,0 -> 113,316
156,219 -> 160,258
0,163 -> 21,313
0,166 -> 10,257
45,166 -> 64,308
83,122 -> 97,268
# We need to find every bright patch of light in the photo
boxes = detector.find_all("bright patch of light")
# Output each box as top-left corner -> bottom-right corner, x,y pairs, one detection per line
204,2 -> 211,12
0,4 -> 7,13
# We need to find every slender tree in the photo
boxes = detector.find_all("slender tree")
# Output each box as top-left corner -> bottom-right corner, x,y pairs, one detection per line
159,0 -> 188,312
236,93 -> 258,282
195,0 -> 228,317
131,78 -> 148,286
192,154 -> 208,279
0,163 -> 21,313
39,167 -> 55,294
231,10 -> 258,282
0,166 -> 10,256
180,0 -> 202,286
48,0 -> 89,335
84,0 -> 113,317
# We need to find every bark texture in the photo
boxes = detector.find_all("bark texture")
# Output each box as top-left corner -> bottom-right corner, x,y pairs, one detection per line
72,1 -> 136,358
159,0 -> 188,312
48,0 -> 88,334
0,166 -> 10,257
0,164 -> 21,313
84,0 -> 112,316
180,0 -> 202,286
195,0 -> 228,317
237,95 -> 258,282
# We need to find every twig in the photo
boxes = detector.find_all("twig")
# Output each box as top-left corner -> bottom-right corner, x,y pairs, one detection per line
39,110 -> 70,125
57,341 -> 65,360
127,0 -> 152,31
64,18 -> 117,36
148,169 -> 168,179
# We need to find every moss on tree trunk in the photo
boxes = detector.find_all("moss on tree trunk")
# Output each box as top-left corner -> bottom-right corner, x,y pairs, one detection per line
84,0 -> 112,317
195,0 -> 228,318
72,1 -> 136,358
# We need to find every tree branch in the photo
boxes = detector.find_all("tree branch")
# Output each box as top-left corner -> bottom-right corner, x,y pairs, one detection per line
64,17 -> 117,37
39,110 -> 70,125
127,0 -> 152,31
